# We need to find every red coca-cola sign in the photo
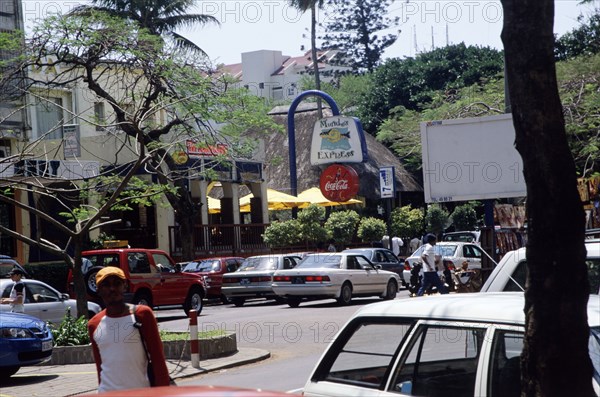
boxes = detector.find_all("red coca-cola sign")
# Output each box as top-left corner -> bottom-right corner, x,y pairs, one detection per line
320,164 -> 359,202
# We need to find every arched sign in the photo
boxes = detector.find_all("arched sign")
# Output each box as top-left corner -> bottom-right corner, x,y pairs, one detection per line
320,164 -> 359,202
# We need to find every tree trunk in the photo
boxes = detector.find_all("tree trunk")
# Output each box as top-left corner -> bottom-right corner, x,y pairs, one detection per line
176,208 -> 196,261
500,1 -> 594,396
71,237 -> 89,319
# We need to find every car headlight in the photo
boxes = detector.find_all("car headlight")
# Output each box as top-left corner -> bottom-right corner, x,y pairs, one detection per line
0,327 -> 35,338
203,276 -> 212,284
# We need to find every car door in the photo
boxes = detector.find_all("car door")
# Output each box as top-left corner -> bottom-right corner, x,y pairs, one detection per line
463,244 -> 483,269
357,255 -> 388,293
378,249 -> 403,276
151,252 -> 181,306
344,255 -> 371,293
25,281 -> 69,324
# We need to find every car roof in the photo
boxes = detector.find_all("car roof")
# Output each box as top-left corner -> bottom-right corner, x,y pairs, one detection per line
351,292 -> 600,327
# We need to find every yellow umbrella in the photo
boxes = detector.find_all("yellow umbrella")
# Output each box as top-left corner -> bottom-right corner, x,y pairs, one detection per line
207,196 -> 221,214
297,187 -> 363,208
239,188 -> 308,211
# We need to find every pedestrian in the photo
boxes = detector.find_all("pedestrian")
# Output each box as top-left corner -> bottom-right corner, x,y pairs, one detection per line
88,267 -> 171,392
0,268 -> 25,313
391,236 -> 404,257
409,236 -> 422,253
381,235 -> 390,250
417,234 -> 448,296
327,240 -> 336,252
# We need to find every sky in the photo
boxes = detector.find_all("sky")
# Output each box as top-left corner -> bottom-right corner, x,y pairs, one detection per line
20,0 -> 599,66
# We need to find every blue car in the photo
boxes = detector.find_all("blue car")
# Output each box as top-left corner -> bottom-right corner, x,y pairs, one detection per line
0,312 -> 53,378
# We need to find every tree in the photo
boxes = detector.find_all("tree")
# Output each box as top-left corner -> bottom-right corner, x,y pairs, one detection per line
450,203 -> 479,231
70,0 -> 218,55
424,204 -> 449,237
501,0 -> 594,395
390,205 -> 424,239
0,11 -> 277,316
555,12 -> 600,61
324,210 -> 360,248
290,0 -> 325,103
356,217 -> 386,244
320,0 -> 399,73
358,44 -> 504,133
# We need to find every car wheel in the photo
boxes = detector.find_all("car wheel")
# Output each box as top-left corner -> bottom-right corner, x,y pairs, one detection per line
133,292 -> 153,308
287,297 -> 301,308
231,298 -> 245,307
84,267 -> 104,295
383,280 -> 398,300
184,287 -> 204,316
337,282 -> 353,305
0,366 -> 19,378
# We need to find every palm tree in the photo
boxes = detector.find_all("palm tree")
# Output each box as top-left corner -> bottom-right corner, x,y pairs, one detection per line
71,0 -> 218,55
290,0 -> 325,115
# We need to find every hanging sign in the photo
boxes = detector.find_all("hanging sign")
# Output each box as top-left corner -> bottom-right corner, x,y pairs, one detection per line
311,116 -> 368,165
379,166 -> 395,198
320,164 -> 359,202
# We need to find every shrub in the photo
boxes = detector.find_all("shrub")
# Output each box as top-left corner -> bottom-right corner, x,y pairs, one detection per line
425,204 -> 450,236
50,308 -> 90,347
451,203 -> 479,231
391,205 -> 424,238
324,210 -> 360,247
357,217 -> 387,243
297,205 -> 330,247
263,220 -> 301,248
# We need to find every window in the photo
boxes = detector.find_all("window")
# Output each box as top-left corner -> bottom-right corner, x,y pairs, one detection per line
272,87 -> 283,100
464,245 -> 483,259
128,252 -> 151,274
488,330 -> 523,397
153,253 -> 175,273
35,97 -> 64,139
27,282 -> 60,303
94,102 -> 106,131
316,320 -> 413,389
392,324 -> 485,396
504,261 -> 527,291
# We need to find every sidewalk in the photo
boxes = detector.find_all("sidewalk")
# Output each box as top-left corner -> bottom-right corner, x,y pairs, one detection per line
0,348 -> 270,397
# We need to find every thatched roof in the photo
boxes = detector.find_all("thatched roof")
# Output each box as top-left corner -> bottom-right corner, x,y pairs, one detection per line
262,103 -> 422,200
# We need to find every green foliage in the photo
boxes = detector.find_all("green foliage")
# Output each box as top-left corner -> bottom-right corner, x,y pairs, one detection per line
391,205 -> 424,238
358,43 -> 504,133
297,205 -> 330,246
425,204 -> 450,236
50,308 -> 90,346
356,217 -> 386,243
324,210 -> 360,246
299,73 -> 373,115
450,203 -> 479,231
320,0 -> 399,72
262,220 -> 301,248
555,12 -> 600,61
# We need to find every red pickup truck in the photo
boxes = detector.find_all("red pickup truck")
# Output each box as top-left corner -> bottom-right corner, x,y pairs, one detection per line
68,248 -> 206,315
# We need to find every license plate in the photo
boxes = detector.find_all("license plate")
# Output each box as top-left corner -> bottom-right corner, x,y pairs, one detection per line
240,278 -> 250,285
42,340 -> 52,351
292,277 -> 305,284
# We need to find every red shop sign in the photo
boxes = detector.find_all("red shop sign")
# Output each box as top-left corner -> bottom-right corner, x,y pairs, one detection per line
320,164 -> 359,202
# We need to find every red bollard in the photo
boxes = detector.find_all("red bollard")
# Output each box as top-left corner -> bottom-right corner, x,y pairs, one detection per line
189,310 -> 199,368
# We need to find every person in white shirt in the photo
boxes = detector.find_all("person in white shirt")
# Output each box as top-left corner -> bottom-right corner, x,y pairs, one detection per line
0,268 -> 25,313
417,234 -> 448,296
391,236 -> 404,256
409,236 -> 422,253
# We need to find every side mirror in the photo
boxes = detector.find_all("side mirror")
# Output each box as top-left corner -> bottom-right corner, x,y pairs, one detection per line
373,264 -> 382,270
60,293 -> 70,301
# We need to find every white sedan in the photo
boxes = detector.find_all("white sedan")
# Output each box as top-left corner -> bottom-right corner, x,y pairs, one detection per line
302,292 -> 600,396
0,278 -> 101,324
272,253 -> 401,307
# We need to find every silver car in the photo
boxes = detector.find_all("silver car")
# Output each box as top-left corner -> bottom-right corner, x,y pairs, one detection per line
0,279 -> 101,324
221,254 -> 302,307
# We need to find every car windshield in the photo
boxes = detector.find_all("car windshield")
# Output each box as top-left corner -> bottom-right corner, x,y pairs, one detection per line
296,254 -> 342,269
184,260 -> 220,272
238,257 -> 278,271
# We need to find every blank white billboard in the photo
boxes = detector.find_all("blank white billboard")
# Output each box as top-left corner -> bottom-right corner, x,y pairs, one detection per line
420,113 -> 526,203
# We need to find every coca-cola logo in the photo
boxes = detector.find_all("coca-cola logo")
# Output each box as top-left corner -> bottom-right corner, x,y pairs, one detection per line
320,164 -> 359,202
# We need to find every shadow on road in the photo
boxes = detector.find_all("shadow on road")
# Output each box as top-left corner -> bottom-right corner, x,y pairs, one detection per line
0,373 -> 59,387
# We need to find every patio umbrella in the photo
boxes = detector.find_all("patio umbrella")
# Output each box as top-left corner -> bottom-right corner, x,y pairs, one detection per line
207,196 -> 221,214
297,187 -> 363,208
239,188 -> 308,211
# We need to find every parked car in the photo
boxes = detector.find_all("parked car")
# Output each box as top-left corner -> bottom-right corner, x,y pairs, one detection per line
403,241 -> 484,291
342,248 -> 406,287
67,248 -> 206,315
81,385 -> 293,396
442,230 -> 481,244
0,255 -> 29,278
0,311 -> 54,379
221,254 -> 303,307
302,292 -> 600,396
182,257 -> 245,303
0,279 -> 101,324
272,252 -> 401,307
481,238 -> 600,293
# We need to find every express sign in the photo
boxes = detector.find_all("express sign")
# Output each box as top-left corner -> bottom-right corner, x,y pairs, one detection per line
320,164 -> 359,202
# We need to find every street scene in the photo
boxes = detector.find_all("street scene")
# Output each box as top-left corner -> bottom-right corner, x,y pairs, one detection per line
1,0 -> 600,396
